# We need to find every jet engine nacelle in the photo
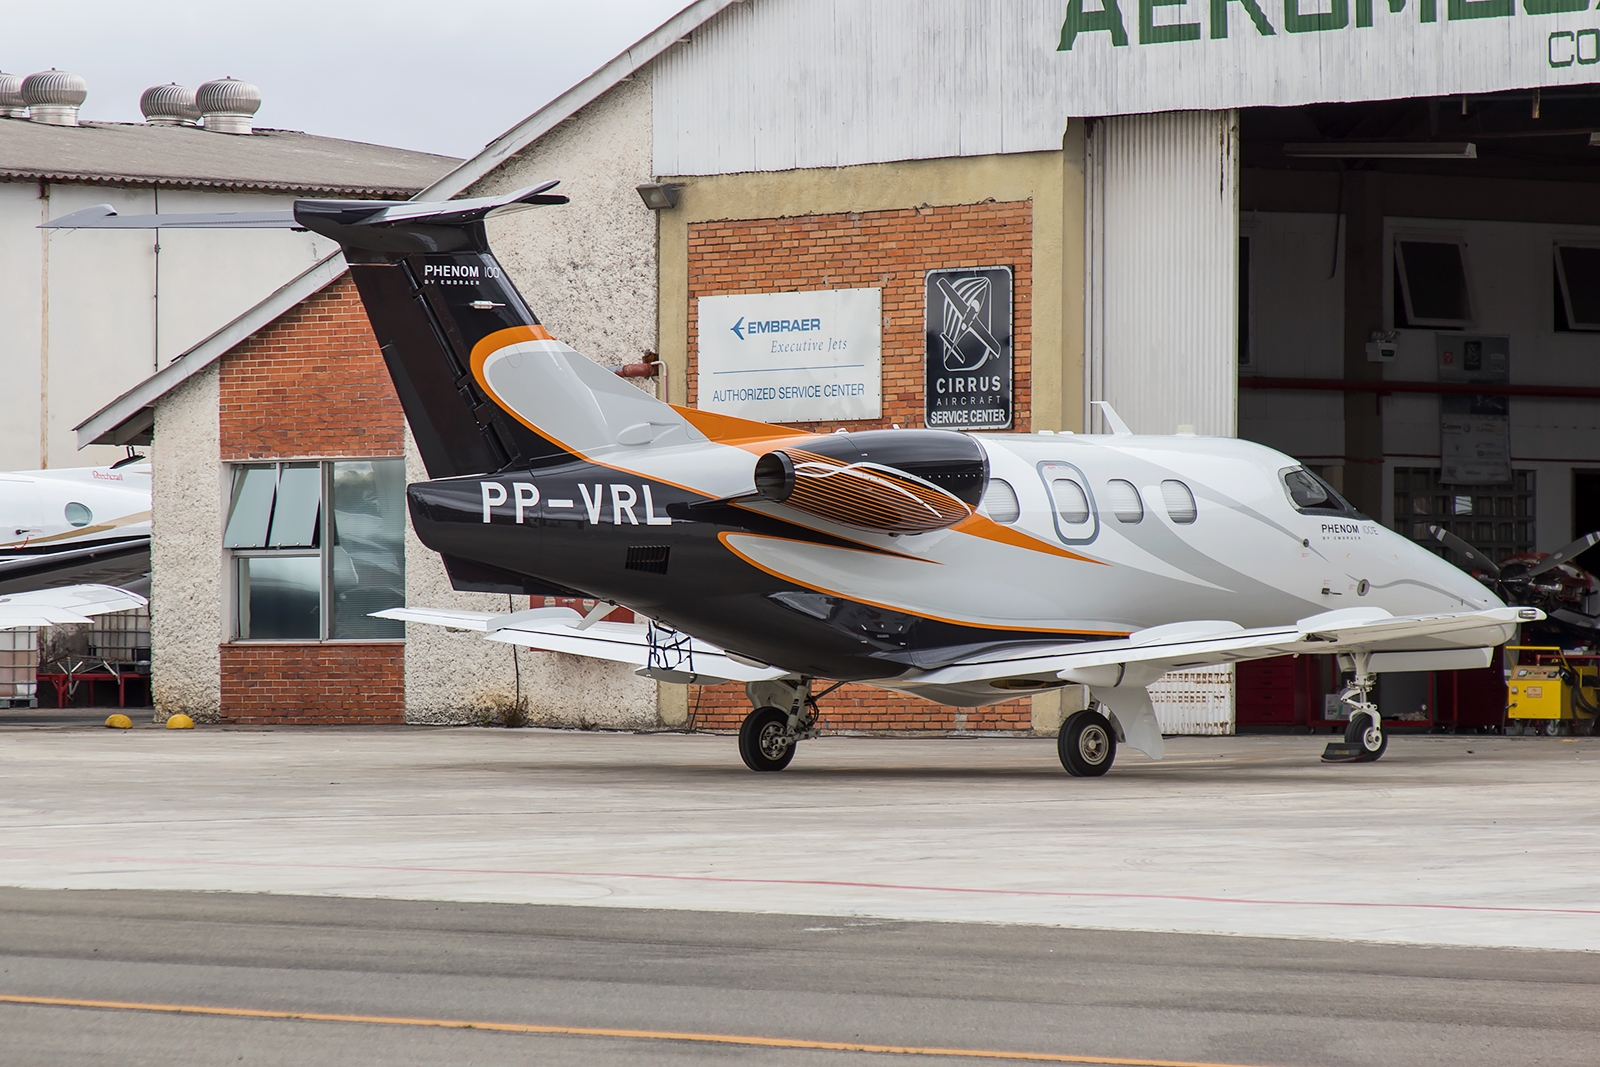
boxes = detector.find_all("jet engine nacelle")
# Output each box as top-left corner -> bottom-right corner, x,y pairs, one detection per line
752,429 -> 988,535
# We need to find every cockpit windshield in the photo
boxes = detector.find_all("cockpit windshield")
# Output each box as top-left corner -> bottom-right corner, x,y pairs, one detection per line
1282,467 -> 1365,518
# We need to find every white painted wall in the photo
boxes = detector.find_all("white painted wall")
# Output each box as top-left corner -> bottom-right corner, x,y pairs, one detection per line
475,73 -> 658,369
1,179 -> 337,471
149,363 -> 222,722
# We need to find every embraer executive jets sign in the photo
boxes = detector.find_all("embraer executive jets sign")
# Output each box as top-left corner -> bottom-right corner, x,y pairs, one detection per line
697,289 -> 882,423
1055,0 -> 1600,113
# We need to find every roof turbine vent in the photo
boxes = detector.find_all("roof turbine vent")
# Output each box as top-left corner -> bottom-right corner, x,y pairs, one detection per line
141,83 -> 200,126
0,72 -> 26,119
197,76 -> 260,135
22,69 -> 87,126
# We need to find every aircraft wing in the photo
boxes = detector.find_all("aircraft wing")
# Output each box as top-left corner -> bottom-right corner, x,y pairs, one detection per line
887,605 -> 1538,763
373,606 -> 789,685
0,584 -> 148,628
906,605 -> 1540,688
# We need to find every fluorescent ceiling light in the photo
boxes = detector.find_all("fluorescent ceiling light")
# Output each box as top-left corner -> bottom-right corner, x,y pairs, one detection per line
1283,142 -> 1477,159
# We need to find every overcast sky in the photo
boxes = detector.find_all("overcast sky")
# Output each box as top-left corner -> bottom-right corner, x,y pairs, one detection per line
5,0 -> 691,160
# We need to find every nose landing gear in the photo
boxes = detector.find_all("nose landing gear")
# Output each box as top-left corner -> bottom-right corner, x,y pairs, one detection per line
1324,653 -> 1387,763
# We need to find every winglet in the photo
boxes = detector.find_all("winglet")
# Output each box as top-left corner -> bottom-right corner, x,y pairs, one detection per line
1090,401 -> 1133,436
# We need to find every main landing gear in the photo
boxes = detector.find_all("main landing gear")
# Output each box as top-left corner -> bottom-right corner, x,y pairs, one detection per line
1057,706 -> 1117,777
1324,652 -> 1388,763
738,678 -> 837,772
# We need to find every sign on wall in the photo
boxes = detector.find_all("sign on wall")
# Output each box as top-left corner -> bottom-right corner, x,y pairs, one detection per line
696,289 -> 882,423
1437,334 -> 1512,485
924,267 -> 1013,430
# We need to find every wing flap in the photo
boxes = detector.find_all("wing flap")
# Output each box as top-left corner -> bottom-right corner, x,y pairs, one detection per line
373,606 -> 788,684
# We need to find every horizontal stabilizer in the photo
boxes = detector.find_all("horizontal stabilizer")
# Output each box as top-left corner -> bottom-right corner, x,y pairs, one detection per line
42,205 -> 297,229
372,606 -> 789,685
41,183 -> 570,236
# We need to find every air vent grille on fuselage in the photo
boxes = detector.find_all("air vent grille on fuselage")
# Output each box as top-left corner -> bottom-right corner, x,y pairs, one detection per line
625,545 -> 671,574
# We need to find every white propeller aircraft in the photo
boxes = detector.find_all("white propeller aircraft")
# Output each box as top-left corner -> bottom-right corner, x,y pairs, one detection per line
47,187 -> 1537,774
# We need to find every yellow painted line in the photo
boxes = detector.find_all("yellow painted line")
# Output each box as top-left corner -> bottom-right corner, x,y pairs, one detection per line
0,994 -> 1280,1067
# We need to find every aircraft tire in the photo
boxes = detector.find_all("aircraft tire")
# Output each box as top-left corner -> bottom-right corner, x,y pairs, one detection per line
1058,709 -> 1116,777
739,707 -> 797,772
1344,712 -> 1388,761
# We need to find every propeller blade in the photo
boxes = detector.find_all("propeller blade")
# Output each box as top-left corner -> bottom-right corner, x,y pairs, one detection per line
1550,608 -> 1600,634
1426,525 -> 1501,579
1526,531 -> 1600,578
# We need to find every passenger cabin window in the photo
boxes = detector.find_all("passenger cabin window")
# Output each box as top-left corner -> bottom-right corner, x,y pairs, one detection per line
1105,479 -> 1143,523
1037,461 -> 1098,543
980,479 -> 1020,524
1160,480 -> 1197,525
1394,238 -> 1473,328
1554,243 -> 1600,331
1051,479 -> 1090,524
1281,467 -> 1362,518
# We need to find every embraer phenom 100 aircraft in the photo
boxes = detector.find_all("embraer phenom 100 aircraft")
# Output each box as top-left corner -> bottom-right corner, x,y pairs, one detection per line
49,186 -> 1537,774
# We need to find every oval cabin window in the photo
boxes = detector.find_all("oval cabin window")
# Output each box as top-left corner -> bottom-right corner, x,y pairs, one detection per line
980,479 -> 1021,524
1051,478 -> 1090,525
1105,479 -> 1143,523
1160,480 -> 1197,524
64,502 -> 93,527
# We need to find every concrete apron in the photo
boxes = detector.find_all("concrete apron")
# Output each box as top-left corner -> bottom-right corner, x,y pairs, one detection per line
0,730 -> 1595,952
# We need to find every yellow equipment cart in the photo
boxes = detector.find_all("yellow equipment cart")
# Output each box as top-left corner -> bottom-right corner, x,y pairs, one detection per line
1504,646 -> 1600,736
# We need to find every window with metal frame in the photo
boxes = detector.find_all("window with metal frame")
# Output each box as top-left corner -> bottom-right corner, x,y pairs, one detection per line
1394,237 -> 1474,328
1554,242 -> 1600,331
1037,461 -> 1098,543
226,459 -> 407,641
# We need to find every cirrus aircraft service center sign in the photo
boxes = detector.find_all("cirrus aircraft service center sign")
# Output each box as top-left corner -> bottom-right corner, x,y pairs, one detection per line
696,289 -> 883,423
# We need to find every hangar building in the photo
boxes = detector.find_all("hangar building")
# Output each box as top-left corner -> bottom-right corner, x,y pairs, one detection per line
82,0 -> 1600,731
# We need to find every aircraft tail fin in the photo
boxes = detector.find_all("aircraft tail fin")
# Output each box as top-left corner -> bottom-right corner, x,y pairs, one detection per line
291,182 -> 703,477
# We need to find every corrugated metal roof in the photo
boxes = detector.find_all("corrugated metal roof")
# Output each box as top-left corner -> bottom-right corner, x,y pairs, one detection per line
0,118 -> 459,197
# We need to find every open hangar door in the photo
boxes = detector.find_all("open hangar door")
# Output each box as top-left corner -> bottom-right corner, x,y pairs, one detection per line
1235,88 -> 1600,734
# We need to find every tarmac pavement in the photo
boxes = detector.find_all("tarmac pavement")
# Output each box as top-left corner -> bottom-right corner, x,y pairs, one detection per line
1,727 -> 1596,951
2,887 -> 1597,1067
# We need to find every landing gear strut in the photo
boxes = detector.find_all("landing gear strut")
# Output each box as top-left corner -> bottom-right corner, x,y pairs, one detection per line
737,678 -> 832,772
1324,652 -> 1387,763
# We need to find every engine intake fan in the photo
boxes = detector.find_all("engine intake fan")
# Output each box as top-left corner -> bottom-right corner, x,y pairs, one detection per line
752,429 -> 987,535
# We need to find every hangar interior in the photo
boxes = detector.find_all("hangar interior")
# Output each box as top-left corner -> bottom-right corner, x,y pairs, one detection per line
1235,87 -> 1600,731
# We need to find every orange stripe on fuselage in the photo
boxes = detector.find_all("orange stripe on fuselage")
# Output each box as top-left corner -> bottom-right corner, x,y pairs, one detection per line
718,531 -> 1126,637
949,513 -> 1107,565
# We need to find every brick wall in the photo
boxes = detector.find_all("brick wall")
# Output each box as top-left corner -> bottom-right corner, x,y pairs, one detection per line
217,275 -> 407,723
687,201 -> 1033,434
220,644 -> 405,725
685,202 -> 1035,732
219,276 -> 404,460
